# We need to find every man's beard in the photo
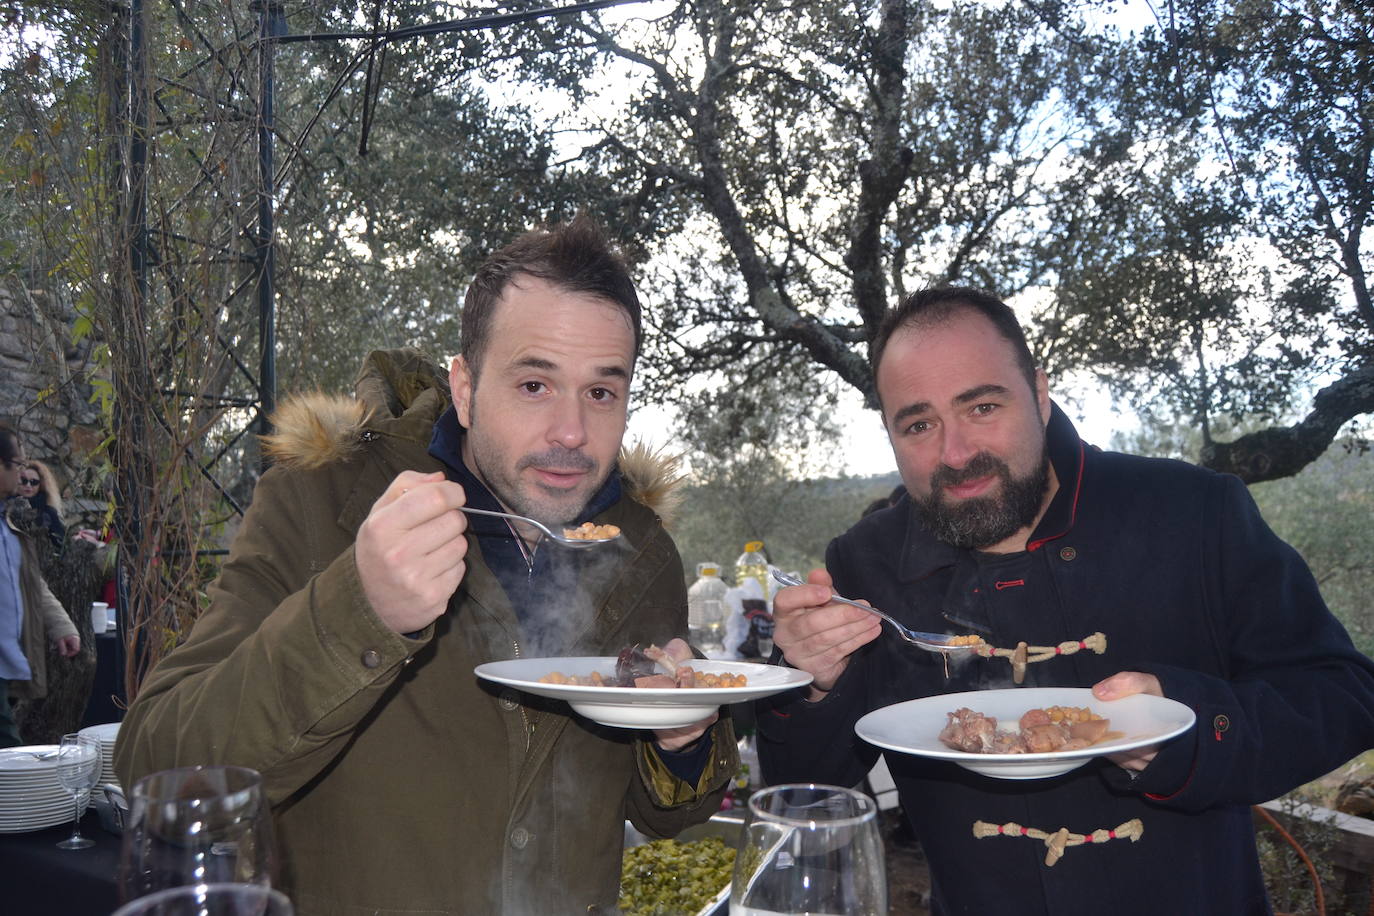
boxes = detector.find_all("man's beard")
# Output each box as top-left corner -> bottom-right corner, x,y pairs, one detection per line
912,449 -> 1050,550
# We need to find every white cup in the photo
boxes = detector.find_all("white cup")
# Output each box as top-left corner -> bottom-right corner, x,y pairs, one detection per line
91,602 -> 109,634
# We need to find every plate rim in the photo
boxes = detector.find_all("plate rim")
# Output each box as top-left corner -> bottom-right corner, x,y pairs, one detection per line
474,656 -> 812,702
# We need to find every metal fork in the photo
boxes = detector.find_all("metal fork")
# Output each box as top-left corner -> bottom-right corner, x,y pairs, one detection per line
770,570 -> 979,654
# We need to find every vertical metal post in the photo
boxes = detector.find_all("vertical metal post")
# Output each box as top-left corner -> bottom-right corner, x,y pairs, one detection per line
255,2 -> 282,451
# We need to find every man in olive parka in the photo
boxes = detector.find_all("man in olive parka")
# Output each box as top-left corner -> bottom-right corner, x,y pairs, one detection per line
115,220 -> 738,915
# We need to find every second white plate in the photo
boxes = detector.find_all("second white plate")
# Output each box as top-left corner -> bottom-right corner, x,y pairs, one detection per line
855,687 -> 1196,780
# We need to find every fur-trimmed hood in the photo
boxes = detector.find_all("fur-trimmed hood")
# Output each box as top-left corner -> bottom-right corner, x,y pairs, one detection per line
260,348 -> 683,525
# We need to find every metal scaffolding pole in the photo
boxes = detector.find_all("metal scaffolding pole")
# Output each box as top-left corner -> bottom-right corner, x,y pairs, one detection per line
255,1 -> 285,449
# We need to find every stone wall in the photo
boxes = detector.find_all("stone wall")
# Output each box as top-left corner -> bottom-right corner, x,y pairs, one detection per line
1,281 -> 106,514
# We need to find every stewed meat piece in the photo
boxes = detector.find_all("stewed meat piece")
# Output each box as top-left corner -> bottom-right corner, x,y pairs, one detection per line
614,644 -> 700,688
939,708 -> 1001,753
939,704 -> 1111,754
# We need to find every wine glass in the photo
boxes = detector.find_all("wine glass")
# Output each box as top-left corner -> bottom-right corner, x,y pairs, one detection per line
120,765 -> 277,901
730,783 -> 887,915
110,883 -> 294,915
55,733 -> 102,850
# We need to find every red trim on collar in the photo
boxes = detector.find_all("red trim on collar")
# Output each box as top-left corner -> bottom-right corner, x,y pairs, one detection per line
1026,440 -> 1086,552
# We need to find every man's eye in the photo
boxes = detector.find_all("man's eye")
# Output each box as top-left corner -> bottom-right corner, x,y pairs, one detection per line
905,420 -> 931,435
588,387 -> 616,402
521,381 -> 545,394
973,403 -> 998,416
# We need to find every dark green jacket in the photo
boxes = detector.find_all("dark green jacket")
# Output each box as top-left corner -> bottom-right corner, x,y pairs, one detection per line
115,350 -> 736,915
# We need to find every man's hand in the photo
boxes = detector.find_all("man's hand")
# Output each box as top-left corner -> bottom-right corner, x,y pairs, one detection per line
773,569 -> 882,700
652,638 -> 718,751
56,634 -> 81,658
355,470 -> 469,635
1093,671 -> 1164,772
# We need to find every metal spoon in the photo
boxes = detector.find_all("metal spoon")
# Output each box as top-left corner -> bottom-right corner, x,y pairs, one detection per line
458,506 -> 621,549
770,570 -> 980,654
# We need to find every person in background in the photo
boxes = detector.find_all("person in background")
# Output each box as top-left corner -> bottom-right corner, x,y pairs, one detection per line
115,218 -> 738,915
859,483 -> 906,519
758,286 -> 1374,914
18,459 -> 65,551
0,426 -> 80,748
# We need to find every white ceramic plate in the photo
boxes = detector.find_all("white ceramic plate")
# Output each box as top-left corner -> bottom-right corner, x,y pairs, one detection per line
0,789 -> 67,802
78,722 -> 121,747
0,745 -> 61,773
0,797 -> 88,833
475,657 -> 813,729
855,687 -> 1196,780
0,800 -> 74,818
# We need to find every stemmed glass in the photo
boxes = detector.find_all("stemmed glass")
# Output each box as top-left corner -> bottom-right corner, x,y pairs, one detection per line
110,883 -> 294,915
55,733 -> 102,850
119,765 -> 277,901
730,783 -> 887,915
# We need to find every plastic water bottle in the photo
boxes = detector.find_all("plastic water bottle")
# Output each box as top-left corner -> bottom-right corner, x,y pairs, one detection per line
734,540 -> 770,594
687,562 -> 729,657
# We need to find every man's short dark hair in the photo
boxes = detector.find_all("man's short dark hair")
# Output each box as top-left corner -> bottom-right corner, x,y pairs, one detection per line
869,286 -> 1037,394
460,216 -> 642,377
0,425 -> 21,464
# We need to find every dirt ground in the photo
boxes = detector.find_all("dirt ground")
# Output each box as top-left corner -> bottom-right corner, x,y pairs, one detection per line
880,809 -> 932,915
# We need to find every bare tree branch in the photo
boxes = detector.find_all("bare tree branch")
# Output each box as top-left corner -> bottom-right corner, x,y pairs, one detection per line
1201,365 -> 1374,482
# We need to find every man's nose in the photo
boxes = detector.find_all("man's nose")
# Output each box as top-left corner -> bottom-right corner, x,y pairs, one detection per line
940,422 -> 978,469
547,397 -> 589,450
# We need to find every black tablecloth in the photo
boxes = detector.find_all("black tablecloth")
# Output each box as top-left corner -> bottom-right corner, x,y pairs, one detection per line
81,631 -> 125,729
1,808 -> 120,915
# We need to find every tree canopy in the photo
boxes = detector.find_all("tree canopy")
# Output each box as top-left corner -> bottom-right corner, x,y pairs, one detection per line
11,0 -> 1366,482
554,0 -> 1372,482
5,0 -> 1370,697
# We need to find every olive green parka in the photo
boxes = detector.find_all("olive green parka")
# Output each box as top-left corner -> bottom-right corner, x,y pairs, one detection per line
4,503 -> 78,700
114,350 -> 737,915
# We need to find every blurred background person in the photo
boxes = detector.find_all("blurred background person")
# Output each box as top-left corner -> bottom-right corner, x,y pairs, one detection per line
1,425 -> 80,747
17,459 -> 65,551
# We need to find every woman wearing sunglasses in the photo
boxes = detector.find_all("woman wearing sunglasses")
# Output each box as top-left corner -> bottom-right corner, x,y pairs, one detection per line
17,460 -> 64,552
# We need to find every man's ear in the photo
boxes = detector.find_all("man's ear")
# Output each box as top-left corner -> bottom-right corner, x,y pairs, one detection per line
450,355 -> 474,428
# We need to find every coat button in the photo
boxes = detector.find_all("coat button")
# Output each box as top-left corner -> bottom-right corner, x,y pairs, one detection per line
499,690 -> 520,711
510,827 -> 530,849
361,649 -> 382,668
1059,546 -> 1077,561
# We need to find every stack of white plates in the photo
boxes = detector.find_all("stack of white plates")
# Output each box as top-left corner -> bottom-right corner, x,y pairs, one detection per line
78,721 -> 122,787
0,745 -> 89,834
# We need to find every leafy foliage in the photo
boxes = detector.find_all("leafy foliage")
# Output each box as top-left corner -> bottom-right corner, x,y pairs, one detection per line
559,0 -> 1373,480
671,470 -> 901,584
5,0 -> 1372,693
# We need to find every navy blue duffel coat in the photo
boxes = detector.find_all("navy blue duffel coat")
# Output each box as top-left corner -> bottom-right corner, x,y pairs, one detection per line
758,405 -> 1374,915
